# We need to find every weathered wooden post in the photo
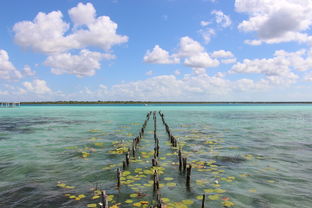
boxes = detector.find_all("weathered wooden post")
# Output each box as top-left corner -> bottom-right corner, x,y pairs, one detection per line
101,190 -> 108,208
125,152 -> 130,167
182,157 -> 187,174
186,164 -> 192,187
117,168 -> 121,188
178,149 -> 182,172
122,161 -> 126,170
152,158 -> 158,166
153,170 -> 159,192
201,194 -> 206,208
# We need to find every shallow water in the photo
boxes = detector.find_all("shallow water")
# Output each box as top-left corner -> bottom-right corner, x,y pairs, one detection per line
0,104 -> 312,208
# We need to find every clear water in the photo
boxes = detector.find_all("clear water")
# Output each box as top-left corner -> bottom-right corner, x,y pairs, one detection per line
0,104 -> 311,208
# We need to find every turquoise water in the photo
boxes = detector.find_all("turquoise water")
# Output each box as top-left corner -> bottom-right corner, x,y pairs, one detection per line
0,104 -> 311,208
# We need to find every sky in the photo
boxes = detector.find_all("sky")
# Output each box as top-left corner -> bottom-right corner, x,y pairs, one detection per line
1,0 -> 312,102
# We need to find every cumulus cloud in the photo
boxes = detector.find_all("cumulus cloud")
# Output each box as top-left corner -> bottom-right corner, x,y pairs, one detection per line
198,28 -> 216,44
184,52 -> 219,68
235,0 -> 312,45
13,3 -> 128,54
211,10 -> 232,28
0,49 -> 22,80
229,49 -> 312,85
72,69 -> 291,101
144,36 -> 228,70
44,49 -> 115,77
211,50 -> 234,58
23,79 -> 51,94
144,45 -> 179,64
13,2 -> 127,77
22,65 -> 36,76
177,36 -> 205,57
68,2 -> 96,26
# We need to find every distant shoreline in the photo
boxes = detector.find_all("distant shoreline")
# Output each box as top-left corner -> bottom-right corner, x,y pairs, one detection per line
19,101 -> 312,104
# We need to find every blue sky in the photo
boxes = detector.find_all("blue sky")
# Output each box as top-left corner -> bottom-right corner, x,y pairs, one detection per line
1,0 -> 312,101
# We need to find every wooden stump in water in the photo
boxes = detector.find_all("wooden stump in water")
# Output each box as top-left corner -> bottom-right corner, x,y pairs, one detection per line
186,164 -> 192,187
201,194 -> 206,208
122,161 -> 126,170
125,152 -> 130,167
101,190 -> 108,208
182,157 -> 187,174
178,149 -> 182,172
116,168 -> 121,188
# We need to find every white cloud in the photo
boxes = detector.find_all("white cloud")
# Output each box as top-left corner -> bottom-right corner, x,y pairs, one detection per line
177,36 -> 205,57
68,2 -> 96,26
144,45 -> 179,64
13,2 -> 128,54
13,11 -> 72,54
22,65 -> 36,76
304,72 -> 312,82
229,49 -> 312,85
211,50 -> 234,58
23,79 -> 51,94
174,69 -> 181,75
144,36 -> 228,70
145,70 -> 154,76
221,58 -> 237,64
44,49 -> 114,77
200,20 -> 210,27
211,10 -> 232,28
235,0 -> 312,44
72,70 -> 287,101
0,49 -> 22,80
184,52 -> 219,68
198,28 -> 216,44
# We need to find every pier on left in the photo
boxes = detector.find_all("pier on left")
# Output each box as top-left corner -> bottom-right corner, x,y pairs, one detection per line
0,102 -> 21,108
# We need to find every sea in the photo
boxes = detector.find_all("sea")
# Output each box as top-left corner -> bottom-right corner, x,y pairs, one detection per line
0,104 -> 311,208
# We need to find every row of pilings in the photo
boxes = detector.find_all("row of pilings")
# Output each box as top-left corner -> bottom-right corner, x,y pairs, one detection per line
159,111 -> 206,208
101,111 -> 206,208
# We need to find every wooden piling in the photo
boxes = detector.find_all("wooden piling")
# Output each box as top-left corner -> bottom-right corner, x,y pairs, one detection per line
201,194 -> 206,208
125,152 -> 130,167
117,168 -> 121,188
182,157 -> 187,174
153,170 -> 159,192
186,164 -> 192,187
152,158 -> 158,166
101,190 -> 108,208
122,161 -> 126,170
178,149 -> 182,172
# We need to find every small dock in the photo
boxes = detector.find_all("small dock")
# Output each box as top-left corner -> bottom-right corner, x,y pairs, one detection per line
0,102 -> 21,108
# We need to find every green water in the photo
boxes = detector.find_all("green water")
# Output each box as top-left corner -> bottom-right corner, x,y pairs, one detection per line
0,105 -> 311,208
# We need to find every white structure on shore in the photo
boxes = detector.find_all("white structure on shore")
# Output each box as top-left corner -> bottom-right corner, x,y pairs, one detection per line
0,102 -> 21,108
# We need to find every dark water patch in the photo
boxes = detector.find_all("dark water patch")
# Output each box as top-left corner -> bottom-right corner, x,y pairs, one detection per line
214,155 -> 247,164
252,197 -> 271,208
0,117 -> 88,136
0,136 -> 10,140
